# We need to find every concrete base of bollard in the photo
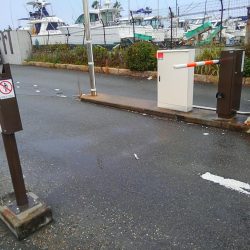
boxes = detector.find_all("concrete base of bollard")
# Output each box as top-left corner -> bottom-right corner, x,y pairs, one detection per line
0,192 -> 52,240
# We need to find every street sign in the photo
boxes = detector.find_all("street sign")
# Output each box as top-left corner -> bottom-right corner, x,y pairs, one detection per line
0,79 -> 15,99
0,65 -> 22,134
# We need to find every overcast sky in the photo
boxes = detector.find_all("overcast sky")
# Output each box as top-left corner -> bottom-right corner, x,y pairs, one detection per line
0,0 -> 194,30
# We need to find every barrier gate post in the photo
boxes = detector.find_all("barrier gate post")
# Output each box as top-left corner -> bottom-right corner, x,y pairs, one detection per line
216,49 -> 245,119
0,64 -> 52,240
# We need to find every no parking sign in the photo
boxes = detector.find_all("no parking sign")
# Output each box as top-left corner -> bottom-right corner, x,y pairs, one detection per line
0,79 -> 15,99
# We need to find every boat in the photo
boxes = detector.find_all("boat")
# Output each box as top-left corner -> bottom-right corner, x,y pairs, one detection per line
58,1 -> 165,45
18,0 -> 67,45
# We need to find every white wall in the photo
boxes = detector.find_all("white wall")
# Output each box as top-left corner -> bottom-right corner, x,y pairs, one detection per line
0,30 -> 32,64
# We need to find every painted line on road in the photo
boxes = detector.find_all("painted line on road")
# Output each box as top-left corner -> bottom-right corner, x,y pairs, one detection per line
201,172 -> 250,196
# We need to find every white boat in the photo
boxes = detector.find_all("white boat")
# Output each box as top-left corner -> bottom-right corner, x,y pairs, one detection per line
58,0 -> 165,45
19,0 -> 67,45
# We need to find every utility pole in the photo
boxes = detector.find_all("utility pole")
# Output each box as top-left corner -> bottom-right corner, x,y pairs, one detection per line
130,11 -> 135,42
128,0 -> 130,22
157,0 -> 159,18
169,7 -> 173,49
219,0 -> 223,44
245,7 -> 250,45
176,0 -> 178,17
82,0 -> 97,96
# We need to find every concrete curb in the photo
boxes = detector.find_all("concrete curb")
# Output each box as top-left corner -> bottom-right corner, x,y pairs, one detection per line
23,61 -> 250,85
80,94 -> 250,134
23,61 -> 157,79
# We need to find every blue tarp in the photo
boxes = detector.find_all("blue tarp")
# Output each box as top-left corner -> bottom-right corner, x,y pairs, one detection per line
132,7 -> 152,15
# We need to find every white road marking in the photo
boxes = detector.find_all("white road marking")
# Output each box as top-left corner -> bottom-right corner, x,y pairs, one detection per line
33,84 -> 38,87
203,133 -> 209,136
57,94 -> 67,98
54,88 -> 60,91
36,90 -> 40,93
134,154 -> 139,160
201,172 -> 250,195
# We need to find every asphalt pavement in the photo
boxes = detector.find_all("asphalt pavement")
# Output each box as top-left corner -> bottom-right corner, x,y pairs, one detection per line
0,65 -> 249,249
10,65 -> 250,111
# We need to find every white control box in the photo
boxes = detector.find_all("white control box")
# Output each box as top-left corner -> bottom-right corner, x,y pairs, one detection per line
157,49 -> 195,112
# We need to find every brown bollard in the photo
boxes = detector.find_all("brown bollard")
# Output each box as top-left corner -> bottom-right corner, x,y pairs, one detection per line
2,134 -> 28,207
0,64 -> 52,240
216,49 -> 245,119
0,64 -> 28,207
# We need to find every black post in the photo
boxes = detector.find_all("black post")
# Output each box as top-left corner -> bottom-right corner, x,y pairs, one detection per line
130,11 -> 135,42
219,0 -> 223,43
169,7 -> 173,49
176,0 -> 178,17
100,19 -> 106,45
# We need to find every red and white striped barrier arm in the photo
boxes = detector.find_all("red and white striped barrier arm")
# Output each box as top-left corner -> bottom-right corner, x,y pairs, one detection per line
174,60 -> 220,69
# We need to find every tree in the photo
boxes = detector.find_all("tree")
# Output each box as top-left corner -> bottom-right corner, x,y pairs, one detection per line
113,1 -> 122,18
113,1 -> 121,9
91,1 -> 99,9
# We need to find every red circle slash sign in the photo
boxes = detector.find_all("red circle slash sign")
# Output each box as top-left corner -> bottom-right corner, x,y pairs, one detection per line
0,80 -> 13,94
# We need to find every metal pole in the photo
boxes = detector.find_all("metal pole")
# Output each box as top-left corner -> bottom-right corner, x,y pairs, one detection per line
219,0 -> 223,43
130,11 -> 135,42
245,7 -> 250,45
100,19 -> 106,45
2,133 -> 28,207
157,0 -> 159,20
128,0 -> 130,23
169,7 -> 173,49
176,0 -> 178,17
82,0 -> 97,96
204,0 -> 208,24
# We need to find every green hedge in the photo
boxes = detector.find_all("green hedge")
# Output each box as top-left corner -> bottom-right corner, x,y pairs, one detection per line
126,41 -> 158,71
29,42 -> 158,72
29,43 -> 250,76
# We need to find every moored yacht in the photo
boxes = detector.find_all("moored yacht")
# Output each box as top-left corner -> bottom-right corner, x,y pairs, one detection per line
58,0 -> 165,45
19,0 -> 67,45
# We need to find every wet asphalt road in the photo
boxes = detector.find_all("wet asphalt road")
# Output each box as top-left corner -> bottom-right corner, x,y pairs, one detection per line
10,65 -> 250,111
0,66 -> 249,249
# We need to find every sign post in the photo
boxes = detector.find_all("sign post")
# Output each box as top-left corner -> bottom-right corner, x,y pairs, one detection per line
0,64 -> 52,240
0,64 -> 28,207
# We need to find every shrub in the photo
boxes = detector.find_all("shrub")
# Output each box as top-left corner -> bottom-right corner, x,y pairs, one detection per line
243,57 -> 250,77
93,46 -> 109,67
126,41 -> 158,71
108,46 -> 128,68
243,44 -> 250,58
195,46 -> 223,76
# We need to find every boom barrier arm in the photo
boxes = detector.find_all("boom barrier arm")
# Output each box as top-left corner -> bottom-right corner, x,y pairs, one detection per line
174,60 -> 220,69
